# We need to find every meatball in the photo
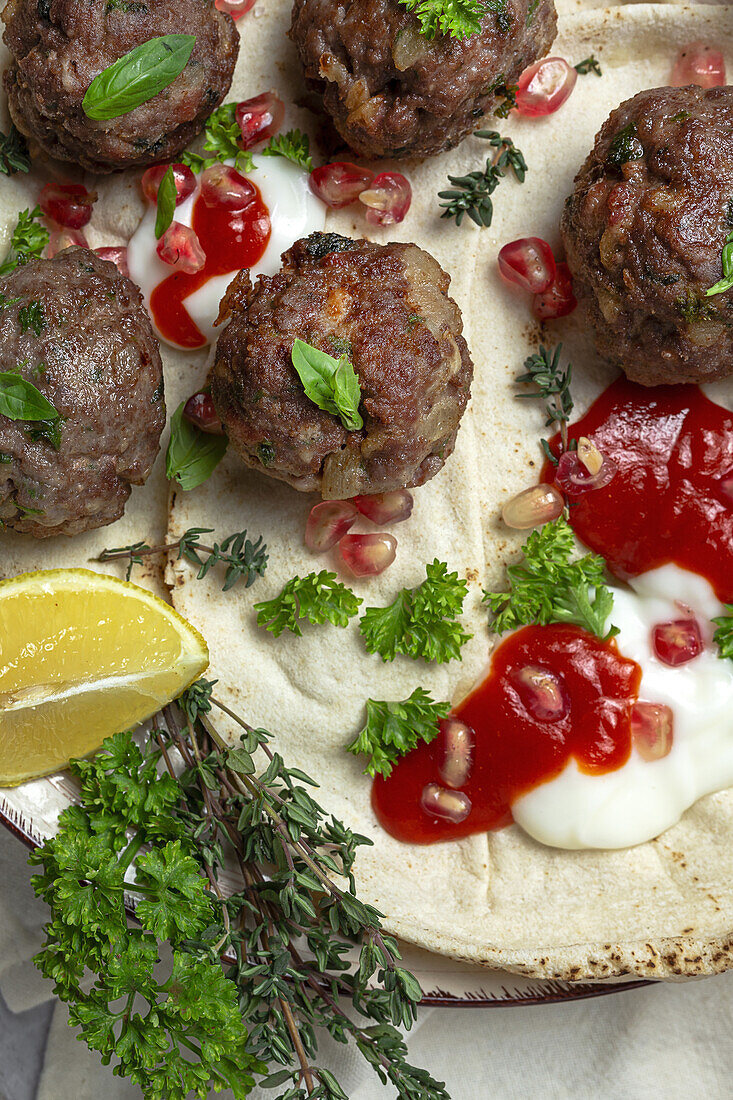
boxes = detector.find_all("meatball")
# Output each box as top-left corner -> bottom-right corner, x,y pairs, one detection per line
290,0 -> 557,159
0,249 -> 165,537
561,86 -> 733,386
212,232 -> 473,498
2,0 -> 238,173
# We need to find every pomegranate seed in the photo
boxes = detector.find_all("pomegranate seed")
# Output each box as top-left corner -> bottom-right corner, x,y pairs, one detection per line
94,246 -> 130,278
141,163 -> 196,206
498,237 -> 556,295
555,448 -> 617,495
156,222 -> 206,273
532,261 -> 577,320
340,532 -> 397,576
652,619 -> 703,667
420,783 -> 472,824
671,41 -> 726,88
183,392 -> 223,435
309,162 -> 374,208
352,490 -> 413,525
631,702 -> 674,762
39,182 -> 96,230
358,172 -> 412,227
215,0 -> 255,17
502,484 -> 564,530
200,164 -> 256,210
718,471 -> 733,505
236,93 -> 285,150
515,57 -> 578,117
305,500 -> 358,552
513,666 -> 568,721
438,719 -> 474,790
46,226 -> 89,258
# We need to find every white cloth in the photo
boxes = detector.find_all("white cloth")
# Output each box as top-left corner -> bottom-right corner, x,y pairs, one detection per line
3,831 -> 733,1100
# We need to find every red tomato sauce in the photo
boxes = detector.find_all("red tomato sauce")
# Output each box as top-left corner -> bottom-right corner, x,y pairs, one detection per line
372,625 -> 641,845
150,181 -> 271,349
542,377 -> 733,603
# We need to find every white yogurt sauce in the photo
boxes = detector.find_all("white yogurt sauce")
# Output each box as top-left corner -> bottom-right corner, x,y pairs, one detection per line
127,155 -> 326,348
513,564 -> 733,850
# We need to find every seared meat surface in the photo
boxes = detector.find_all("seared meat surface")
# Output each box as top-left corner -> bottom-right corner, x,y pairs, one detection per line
0,249 -> 164,537
561,86 -> 733,386
212,232 -> 473,498
2,0 -> 238,172
290,0 -> 557,159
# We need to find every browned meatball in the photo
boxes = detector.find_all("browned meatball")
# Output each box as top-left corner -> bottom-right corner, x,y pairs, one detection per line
0,249 -> 165,537
290,0 -> 557,159
2,0 -> 239,173
211,232 -> 473,498
561,86 -> 733,386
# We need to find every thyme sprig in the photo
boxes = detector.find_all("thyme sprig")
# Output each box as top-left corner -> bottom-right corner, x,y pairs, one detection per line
516,344 -> 574,459
438,130 -> 526,227
97,526 -> 268,590
32,681 -> 448,1099
574,54 -> 602,77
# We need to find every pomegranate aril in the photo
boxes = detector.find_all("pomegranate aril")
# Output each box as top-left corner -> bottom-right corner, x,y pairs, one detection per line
156,222 -> 206,273
352,489 -> 413,525
420,783 -> 472,824
502,484 -> 564,530
340,532 -> 397,577
94,246 -> 130,278
671,42 -> 726,89
39,182 -> 96,230
438,719 -> 474,789
141,163 -> 196,206
236,93 -> 285,150
532,261 -> 577,320
305,500 -> 358,552
310,162 -> 374,208
358,171 -> 411,226
215,0 -> 255,17
555,447 -> 617,495
183,391 -> 223,435
200,164 -> 256,210
498,237 -> 556,295
513,665 -> 568,721
631,701 -> 674,762
46,226 -> 89,258
515,57 -> 578,118
652,619 -> 703,667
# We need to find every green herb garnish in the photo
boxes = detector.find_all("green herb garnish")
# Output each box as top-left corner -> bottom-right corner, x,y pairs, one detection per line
705,229 -> 733,298
82,34 -> 196,120
398,0 -> 486,39
439,130 -> 526,227
18,300 -> 45,336
516,344 -> 574,458
262,129 -> 313,171
27,417 -> 62,451
483,515 -> 618,639
165,402 -> 228,491
607,123 -> 644,169
0,370 -> 59,423
291,338 -> 364,431
0,124 -> 30,176
360,559 -> 472,663
575,54 -> 602,76
486,74 -> 518,118
0,207 -> 49,277
713,607 -> 733,660
180,103 -> 255,174
154,166 -> 177,239
255,570 -> 362,636
98,526 -> 268,589
347,688 -> 450,778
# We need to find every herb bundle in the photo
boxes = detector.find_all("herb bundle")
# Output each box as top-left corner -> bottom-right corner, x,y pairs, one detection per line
438,130 -> 526,227
32,682 -> 448,1099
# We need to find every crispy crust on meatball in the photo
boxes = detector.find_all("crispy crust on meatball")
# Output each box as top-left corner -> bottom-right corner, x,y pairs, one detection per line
0,249 -> 165,537
289,0 -> 557,159
561,86 -> 733,386
211,232 -> 473,498
2,0 -> 239,173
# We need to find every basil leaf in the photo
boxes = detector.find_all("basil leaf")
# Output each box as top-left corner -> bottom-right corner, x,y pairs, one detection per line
166,402 -> 227,491
706,230 -> 733,298
290,339 -> 363,431
82,34 -> 196,121
0,371 -> 59,422
155,167 -> 177,239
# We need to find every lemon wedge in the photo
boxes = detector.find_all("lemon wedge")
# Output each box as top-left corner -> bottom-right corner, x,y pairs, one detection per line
0,569 -> 209,786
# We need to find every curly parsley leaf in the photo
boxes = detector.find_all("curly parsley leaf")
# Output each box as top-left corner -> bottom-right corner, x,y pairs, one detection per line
706,229 -> 733,299
165,402 -> 228,491
291,338 -> 364,431
483,515 -> 618,639
0,206 -> 49,277
255,570 -> 362,636
180,102 -> 255,174
713,606 -> 733,660
82,34 -> 196,120
262,129 -> 313,171
347,688 -> 450,778
360,560 -> 472,663
398,0 -> 486,39
0,124 -> 30,176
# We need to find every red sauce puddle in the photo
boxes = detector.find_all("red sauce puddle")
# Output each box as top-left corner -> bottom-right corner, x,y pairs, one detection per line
150,182 -> 271,349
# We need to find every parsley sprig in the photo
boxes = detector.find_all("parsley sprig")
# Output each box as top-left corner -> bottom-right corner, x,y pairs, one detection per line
0,124 -> 30,176
348,687 -> 450,778
98,526 -> 268,590
263,129 -> 313,171
181,103 -> 256,174
0,207 -> 49,278
713,607 -> 733,660
360,560 -> 472,663
255,571 -> 362,636
398,0 -> 486,39
32,683 -> 447,1099
483,515 -> 618,639
439,130 -> 526,227
516,344 -> 574,458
